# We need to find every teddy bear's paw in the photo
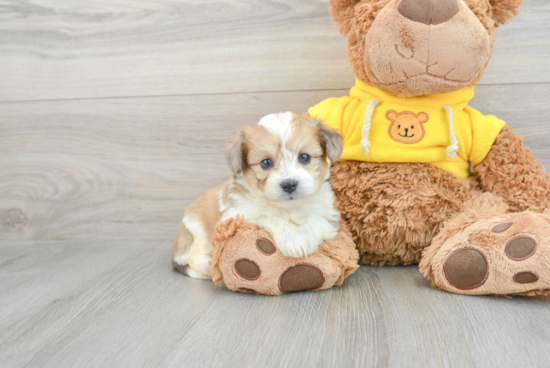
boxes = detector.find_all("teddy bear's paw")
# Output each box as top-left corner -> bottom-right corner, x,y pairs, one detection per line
427,212 -> 550,296
213,226 -> 343,295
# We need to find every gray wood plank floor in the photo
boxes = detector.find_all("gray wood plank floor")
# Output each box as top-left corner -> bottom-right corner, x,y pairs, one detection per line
2,84 -> 550,241
1,0 -> 550,367
1,240 -> 550,368
0,0 -> 549,102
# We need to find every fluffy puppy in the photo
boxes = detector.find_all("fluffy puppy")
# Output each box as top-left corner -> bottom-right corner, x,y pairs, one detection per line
172,112 -> 344,279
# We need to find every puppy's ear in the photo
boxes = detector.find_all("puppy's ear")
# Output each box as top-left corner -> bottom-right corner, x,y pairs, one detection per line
226,128 -> 247,174
489,0 -> 523,25
329,0 -> 361,35
316,119 -> 344,162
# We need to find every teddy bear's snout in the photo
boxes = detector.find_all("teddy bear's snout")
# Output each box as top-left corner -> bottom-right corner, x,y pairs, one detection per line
397,0 -> 459,25
363,0 -> 492,96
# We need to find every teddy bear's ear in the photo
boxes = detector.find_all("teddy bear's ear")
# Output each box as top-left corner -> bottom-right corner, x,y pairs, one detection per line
489,0 -> 523,25
329,0 -> 362,35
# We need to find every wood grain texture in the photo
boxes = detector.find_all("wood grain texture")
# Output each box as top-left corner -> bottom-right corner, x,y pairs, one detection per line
1,84 -> 550,241
1,240 -> 549,368
0,0 -> 548,102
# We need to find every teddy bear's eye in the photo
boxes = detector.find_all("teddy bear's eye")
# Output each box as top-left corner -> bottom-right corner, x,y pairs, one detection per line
398,125 -> 401,129
411,126 -> 415,129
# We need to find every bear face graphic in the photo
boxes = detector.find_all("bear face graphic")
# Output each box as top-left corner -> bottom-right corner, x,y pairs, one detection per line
386,111 -> 429,144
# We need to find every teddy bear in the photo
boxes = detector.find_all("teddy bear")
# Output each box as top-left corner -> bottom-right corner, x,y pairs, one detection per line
207,0 -> 550,296
309,0 -> 550,296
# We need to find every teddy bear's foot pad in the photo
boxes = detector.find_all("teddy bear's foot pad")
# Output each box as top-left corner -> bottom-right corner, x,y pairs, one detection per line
443,248 -> 488,290
426,212 -> 550,296
279,264 -> 325,293
219,232 -> 339,295
444,235 -> 541,290
233,257 -> 326,293
235,232 -> 341,295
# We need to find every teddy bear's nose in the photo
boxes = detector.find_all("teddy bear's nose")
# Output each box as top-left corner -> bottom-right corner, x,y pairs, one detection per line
397,0 -> 459,25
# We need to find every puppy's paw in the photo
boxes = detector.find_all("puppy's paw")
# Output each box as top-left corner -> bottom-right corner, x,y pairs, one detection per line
210,218 -> 358,295
423,211 -> 550,296
276,235 -> 320,258
173,253 -> 211,279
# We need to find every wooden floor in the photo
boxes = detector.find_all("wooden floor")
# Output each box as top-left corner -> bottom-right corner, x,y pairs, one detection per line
2,240 -> 550,368
1,1 -> 550,367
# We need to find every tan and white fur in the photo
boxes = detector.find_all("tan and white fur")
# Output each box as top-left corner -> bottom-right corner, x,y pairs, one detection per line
172,112 -> 344,279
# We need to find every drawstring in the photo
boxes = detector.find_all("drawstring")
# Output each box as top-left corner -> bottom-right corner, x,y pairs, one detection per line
360,98 -> 382,155
360,100 -> 460,159
443,105 -> 459,159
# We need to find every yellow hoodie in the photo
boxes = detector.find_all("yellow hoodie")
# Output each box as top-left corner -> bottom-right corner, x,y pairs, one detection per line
308,80 -> 506,178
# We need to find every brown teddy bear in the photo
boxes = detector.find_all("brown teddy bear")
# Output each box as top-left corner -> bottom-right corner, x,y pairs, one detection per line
208,0 -> 550,296
310,0 -> 550,296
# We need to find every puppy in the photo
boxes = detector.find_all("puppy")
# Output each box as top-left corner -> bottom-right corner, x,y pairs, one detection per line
172,112 -> 344,279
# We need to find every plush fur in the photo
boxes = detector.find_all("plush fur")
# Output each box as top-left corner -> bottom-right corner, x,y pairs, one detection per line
489,0 -> 523,25
473,126 -> 550,213
330,160 -> 478,266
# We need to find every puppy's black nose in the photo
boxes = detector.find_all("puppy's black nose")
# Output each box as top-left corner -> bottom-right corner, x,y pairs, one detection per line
281,180 -> 298,194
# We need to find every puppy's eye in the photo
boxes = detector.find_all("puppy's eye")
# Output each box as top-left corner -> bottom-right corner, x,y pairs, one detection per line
298,153 -> 311,164
260,159 -> 273,170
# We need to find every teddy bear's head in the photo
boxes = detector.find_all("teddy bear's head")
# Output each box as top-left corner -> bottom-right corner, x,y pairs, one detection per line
330,0 -> 523,97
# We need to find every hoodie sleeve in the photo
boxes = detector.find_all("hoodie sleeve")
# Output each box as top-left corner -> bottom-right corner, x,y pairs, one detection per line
309,96 -> 354,138
465,106 -> 507,165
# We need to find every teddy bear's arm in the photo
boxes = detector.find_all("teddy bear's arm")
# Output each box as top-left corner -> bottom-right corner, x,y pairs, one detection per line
473,125 -> 550,213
